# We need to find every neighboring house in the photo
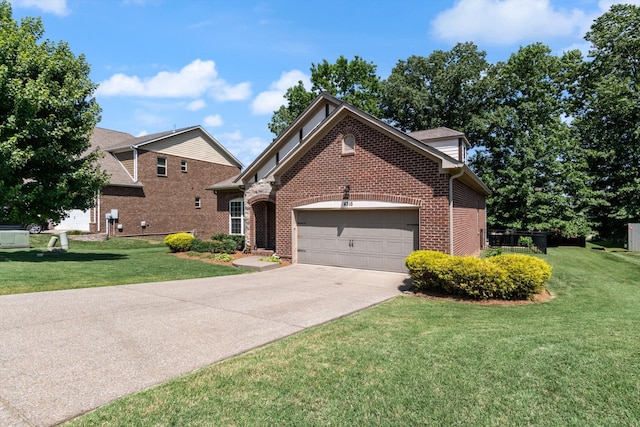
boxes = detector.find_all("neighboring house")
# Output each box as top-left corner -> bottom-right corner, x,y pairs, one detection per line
55,126 -> 242,238
210,93 -> 490,273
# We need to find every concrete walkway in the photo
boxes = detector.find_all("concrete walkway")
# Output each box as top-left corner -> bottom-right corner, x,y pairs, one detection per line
0,264 -> 408,426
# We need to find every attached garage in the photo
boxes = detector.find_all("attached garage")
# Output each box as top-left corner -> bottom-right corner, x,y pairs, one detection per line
296,206 -> 419,273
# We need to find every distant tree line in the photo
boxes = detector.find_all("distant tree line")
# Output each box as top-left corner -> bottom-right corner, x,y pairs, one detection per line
269,4 -> 640,240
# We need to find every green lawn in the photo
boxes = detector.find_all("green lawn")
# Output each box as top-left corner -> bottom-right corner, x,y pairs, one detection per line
64,246 -> 640,426
0,235 -> 244,295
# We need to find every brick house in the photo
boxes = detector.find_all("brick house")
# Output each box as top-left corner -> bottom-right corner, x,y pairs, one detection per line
211,93 -> 490,272
55,126 -> 242,238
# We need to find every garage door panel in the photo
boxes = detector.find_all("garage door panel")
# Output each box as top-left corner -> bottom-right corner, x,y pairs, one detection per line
297,209 -> 418,273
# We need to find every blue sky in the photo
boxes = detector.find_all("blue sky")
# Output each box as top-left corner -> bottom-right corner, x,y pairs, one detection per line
8,0 -> 640,165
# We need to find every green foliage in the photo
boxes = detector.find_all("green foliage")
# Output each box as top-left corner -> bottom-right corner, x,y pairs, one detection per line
404,250 -> 451,290
163,233 -> 195,253
405,250 -> 552,300
381,42 -> 489,142
190,238 -> 214,253
573,4 -> 640,237
268,55 -> 381,136
488,254 -> 552,299
211,233 -> 244,252
517,236 -> 534,248
0,1 -> 107,225
259,255 -> 281,263
485,248 -> 503,257
469,43 -> 599,236
211,253 -> 233,262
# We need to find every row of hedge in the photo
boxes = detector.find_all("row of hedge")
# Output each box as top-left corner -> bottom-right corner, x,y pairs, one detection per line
164,233 -> 245,254
405,250 -> 552,300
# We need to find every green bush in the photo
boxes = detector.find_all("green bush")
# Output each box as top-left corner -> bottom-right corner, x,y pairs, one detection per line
164,232 -> 195,252
210,238 -> 237,254
439,256 -> 509,299
405,250 -> 451,290
211,253 -> 233,262
191,238 -> 214,253
405,250 -> 552,300
518,236 -> 534,248
488,254 -> 552,299
211,233 -> 245,251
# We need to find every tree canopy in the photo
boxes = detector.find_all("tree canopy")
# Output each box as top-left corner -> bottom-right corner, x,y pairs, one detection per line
0,1 -> 106,225
268,55 -> 381,137
267,4 -> 640,238
573,4 -> 640,237
470,44 -> 600,235
381,42 -> 490,143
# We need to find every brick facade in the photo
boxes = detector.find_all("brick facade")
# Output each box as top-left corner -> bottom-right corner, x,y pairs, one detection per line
270,115 -> 455,260
452,179 -> 487,255
91,149 -> 240,238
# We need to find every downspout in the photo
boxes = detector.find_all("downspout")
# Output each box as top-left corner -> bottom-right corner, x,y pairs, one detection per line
96,192 -> 101,232
449,168 -> 465,255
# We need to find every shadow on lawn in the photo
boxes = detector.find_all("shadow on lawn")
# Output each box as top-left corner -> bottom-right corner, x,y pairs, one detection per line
0,250 -> 128,262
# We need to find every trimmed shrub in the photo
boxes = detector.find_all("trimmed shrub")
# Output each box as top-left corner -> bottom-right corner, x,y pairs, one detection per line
210,238 -> 237,254
439,256 -> 509,299
191,238 -> 214,253
405,250 -> 451,290
164,232 -> 194,252
405,250 -> 553,300
488,254 -> 552,299
212,233 -> 245,251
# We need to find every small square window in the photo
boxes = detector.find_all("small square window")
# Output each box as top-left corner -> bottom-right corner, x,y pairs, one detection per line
181,160 -> 188,173
342,134 -> 356,155
195,196 -> 201,209
157,157 -> 167,176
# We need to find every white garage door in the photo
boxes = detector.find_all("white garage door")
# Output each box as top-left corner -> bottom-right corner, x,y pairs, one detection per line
297,209 -> 418,273
54,209 -> 91,232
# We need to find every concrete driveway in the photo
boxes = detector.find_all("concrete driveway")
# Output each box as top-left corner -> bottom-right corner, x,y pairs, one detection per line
0,264 -> 407,426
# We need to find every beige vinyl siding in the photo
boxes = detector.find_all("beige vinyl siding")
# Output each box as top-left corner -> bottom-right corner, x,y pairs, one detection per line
144,130 -> 237,167
423,139 -> 459,160
113,151 -> 135,178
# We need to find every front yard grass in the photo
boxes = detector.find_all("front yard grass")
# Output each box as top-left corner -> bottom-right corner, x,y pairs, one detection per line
0,235 -> 244,295
65,245 -> 640,426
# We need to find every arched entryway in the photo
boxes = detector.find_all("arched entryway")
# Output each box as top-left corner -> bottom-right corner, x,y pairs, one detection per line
252,200 -> 276,250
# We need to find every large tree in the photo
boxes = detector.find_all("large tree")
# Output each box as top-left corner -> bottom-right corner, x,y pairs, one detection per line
268,55 -> 381,137
470,43 -> 600,235
0,1 -> 106,225
380,42 -> 490,143
573,4 -> 640,237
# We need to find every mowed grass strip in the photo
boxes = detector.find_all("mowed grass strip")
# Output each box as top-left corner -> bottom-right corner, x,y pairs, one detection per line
0,235 -> 244,295
65,246 -> 640,426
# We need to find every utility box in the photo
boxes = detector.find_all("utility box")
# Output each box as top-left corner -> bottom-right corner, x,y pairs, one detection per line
629,223 -> 640,252
0,230 -> 30,249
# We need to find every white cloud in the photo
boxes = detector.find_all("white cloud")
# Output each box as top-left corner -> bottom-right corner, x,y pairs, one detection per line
211,81 -> 252,101
135,130 -> 149,137
251,69 -> 311,115
96,59 -> 251,101
11,0 -> 69,16
186,99 -> 206,111
215,131 -> 269,165
431,0 -> 587,45
203,114 -> 224,127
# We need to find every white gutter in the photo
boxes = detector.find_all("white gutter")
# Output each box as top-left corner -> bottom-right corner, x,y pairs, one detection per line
449,168 -> 465,255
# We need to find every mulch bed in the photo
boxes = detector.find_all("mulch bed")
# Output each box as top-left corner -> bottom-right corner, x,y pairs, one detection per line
171,251 -> 290,268
403,288 -> 554,305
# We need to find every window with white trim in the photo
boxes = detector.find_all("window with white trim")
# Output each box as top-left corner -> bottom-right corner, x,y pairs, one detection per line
195,196 -> 201,209
229,198 -> 244,235
181,160 -> 188,172
157,157 -> 167,176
